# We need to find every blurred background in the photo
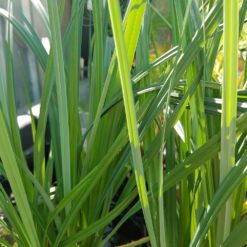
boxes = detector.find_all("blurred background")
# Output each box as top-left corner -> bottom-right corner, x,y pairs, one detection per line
0,0 -> 171,114
0,0 -> 71,114
1,0 -> 245,115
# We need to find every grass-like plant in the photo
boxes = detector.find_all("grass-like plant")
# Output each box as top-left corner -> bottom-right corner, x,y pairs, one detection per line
0,0 -> 246,246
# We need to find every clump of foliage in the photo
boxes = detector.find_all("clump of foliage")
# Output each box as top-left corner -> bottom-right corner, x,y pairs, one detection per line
0,0 -> 246,246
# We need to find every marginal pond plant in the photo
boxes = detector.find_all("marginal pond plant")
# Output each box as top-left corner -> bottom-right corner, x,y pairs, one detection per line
0,0 -> 246,246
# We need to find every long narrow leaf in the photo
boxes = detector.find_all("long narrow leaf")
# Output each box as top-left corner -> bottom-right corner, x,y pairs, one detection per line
47,0 -> 71,196
107,1 -> 157,246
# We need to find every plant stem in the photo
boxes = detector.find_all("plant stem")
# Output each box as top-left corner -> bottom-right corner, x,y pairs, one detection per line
217,0 -> 239,244
116,237 -> 150,247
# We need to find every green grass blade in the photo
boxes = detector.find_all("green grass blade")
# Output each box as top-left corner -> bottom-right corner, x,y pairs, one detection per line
47,0 -> 71,196
107,1 -> 157,246
217,0 -> 239,243
0,70 -> 9,125
89,0 -> 105,120
33,52 -> 54,183
67,0 -> 84,186
220,0 -> 239,184
4,42 -> 24,160
117,0 -> 148,73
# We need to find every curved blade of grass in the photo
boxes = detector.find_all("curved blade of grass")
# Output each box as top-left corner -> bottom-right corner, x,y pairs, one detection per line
107,1 -> 157,246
